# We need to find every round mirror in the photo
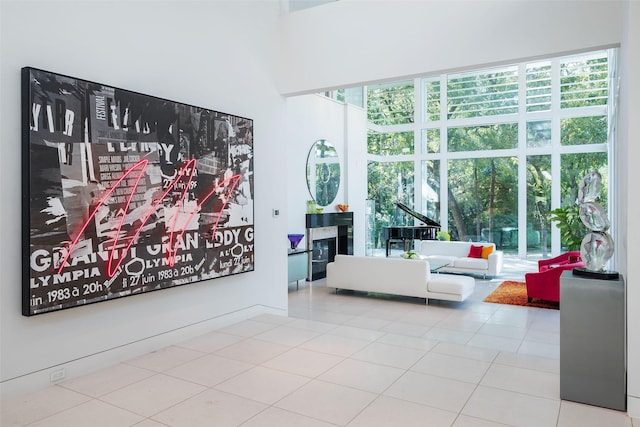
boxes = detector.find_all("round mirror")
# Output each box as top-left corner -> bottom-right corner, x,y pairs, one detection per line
306,140 -> 340,207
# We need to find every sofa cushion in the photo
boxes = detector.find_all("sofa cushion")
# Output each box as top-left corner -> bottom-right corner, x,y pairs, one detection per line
467,244 -> 483,258
481,245 -> 494,259
428,274 -> 475,295
453,257 -> 489,270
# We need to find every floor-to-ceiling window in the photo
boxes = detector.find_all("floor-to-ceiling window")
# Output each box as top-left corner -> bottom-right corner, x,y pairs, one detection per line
365,49 -> 616,259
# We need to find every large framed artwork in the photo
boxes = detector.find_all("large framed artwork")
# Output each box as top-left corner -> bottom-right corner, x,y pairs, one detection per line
22,67 -> 254,316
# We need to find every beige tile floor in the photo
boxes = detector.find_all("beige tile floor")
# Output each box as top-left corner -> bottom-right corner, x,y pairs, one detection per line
2,268 -> 639,426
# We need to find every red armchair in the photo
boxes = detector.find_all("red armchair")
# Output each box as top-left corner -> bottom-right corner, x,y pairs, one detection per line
524,251 -> 584,303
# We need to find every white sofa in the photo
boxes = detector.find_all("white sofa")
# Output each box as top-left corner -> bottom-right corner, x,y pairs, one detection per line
326,255 -> 475,303
418,240 -> 503,278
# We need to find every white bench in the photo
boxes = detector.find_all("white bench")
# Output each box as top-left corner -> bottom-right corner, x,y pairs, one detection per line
326,255 -> 475,303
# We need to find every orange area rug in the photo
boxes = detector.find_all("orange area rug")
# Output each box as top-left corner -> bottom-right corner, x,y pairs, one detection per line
483,281 -> 560,310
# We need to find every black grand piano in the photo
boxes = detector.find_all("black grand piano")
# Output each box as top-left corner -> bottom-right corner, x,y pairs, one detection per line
381,202 -> 441,256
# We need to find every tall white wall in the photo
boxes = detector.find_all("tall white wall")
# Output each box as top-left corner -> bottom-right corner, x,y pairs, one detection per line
0,0 -> 287,398
344,103 -> 368,256
621,0 -> 640,416
286,95 -> 346,238
286,95 -> 367,255
278,0 -> 623,95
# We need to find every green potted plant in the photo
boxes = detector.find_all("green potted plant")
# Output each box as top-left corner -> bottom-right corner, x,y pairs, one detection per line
549,205 -> 587,251
436,231 -> 451,241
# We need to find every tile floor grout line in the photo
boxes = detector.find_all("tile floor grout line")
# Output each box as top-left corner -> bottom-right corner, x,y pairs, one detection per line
456,348 -> 514,427
7,269 -> 638,427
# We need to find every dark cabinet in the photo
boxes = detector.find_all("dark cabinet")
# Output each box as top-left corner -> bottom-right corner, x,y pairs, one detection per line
305,212 -> 353,280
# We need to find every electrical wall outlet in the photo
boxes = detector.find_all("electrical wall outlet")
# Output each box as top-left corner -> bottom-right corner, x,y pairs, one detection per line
50,368 -> 66,382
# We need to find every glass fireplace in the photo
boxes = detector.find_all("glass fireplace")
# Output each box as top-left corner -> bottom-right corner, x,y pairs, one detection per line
305,212 -> 353,280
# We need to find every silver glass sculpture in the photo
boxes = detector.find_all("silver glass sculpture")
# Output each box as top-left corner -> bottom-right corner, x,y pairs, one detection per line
575,171 -> 618,279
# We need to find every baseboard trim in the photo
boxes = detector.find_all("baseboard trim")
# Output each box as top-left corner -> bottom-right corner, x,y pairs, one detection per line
0,305 -> 286,400
628,394 -> 640,419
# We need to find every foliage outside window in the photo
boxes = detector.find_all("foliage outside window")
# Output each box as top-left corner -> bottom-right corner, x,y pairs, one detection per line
368,130 -> 414,155
447,67 -> 518,119
367,161 -> 414,248
527,121 -> 552,148
527,155 -> 552,256
423,78 -> 440,122
367,81 -> 414,125
421,129 -> 440,153
364,49 -> 613,257
561,116 -> 607,146
421,160 -> 440,223
560,152 -> 608,208
560,55 -> 608,108
526,61 -> 552,112
448,157 -> 518,244
448,123 -> 518,152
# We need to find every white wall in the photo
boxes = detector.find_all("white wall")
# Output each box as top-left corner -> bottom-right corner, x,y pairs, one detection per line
621,0 -> 640,416
344,103 -> 368,256
286,95 -> 367,255
286,95 -> 346,236
0,0 -> 287,397
278,0 -> 623,95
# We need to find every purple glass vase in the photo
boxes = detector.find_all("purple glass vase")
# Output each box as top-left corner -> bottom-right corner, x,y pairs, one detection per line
288,234 -> 304,250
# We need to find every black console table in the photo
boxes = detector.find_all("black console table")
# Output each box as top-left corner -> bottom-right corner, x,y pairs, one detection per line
306,212 -> 353,280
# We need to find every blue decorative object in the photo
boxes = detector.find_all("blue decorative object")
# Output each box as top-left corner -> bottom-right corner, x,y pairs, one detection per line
288,234 -> 305,250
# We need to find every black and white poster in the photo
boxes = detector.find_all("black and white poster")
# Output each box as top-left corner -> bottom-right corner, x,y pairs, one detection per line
22,67 -> 254,316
